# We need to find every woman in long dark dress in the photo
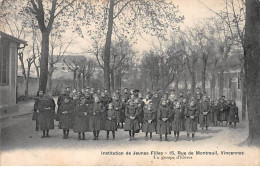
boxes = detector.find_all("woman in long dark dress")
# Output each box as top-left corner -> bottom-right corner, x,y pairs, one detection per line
171,101 -> 185,142
184,100 -> 199,142
58,96 -> 74,139
36,92 -> 55,138
73,97 -> 90,140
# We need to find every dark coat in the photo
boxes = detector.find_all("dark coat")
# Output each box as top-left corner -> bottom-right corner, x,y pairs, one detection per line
112,100 -> 122,123
171,108 -> 185,132
58,101 -> 74,129
89,102 -> 104,131
142,108 -> 156,133
124,105 -> 140,132
73,103 -> 90,132
199,101 -> 211,127
36,96 -> 55,130
219,100 -> 228,121
211,105 -> 220,122
228,105 -> 239,122
184,106 -> 199,132
137,100 -> 145,123
156,105 -> 172,134
105,109 -> 117,131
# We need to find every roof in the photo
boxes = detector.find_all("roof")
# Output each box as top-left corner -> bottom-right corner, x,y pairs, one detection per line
0,31 -> 27,45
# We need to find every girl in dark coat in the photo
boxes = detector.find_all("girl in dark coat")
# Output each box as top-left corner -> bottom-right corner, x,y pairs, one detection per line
184,100 -> 199,141
58,96 -> 74,139
73,97 -> 90,140
120,97 -> 127,126
112,95 -> 122,128
142,103 -> 156,141
36,93 -> 55,138
105,103 -> 117,140
212,100 -> 220,126
89,96 -> 104,140
32,90 -> 43,131
228,100 -> 239,128
124,101 -> 140,141
199,95 -> 211,133
171,101 -> 185,142
156,99 -> 172,141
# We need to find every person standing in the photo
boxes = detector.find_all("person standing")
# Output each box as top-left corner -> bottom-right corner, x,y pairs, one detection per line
89,96 -> 104,140
142,103 -> 156,141
58,96 -> 74,139
156,99 -> 172,142
73,97 -> 90,140
228,100 -> 239,128
105,103 -> 117,140
36,92 -> 55,138
184,100 -> 199,142
171,101 -> 185,142
199,95 -> 211,133
124,101 -> 140,141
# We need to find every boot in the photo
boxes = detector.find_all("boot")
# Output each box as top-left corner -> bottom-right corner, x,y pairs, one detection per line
192,133 -> 195,142
106,131 -> 109,140
187,133 -> 190,141
45,130 -> 50,137
82,132 -> 86,140
93,131 -> 97,140
112,131 -> 115,140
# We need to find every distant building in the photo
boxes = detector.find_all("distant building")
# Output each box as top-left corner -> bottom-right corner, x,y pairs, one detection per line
0,31 -> 27,114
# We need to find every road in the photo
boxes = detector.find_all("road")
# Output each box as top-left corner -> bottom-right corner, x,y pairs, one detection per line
1,100 -> 259,165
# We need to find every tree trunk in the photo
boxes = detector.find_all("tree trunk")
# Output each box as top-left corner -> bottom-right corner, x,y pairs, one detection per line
25,62 -> 32,101
115,71 -> 121,90
219,68 -> 224,97
47,64 -> 54,92
210,73 -> 216,100
110,69 -> 115,92
240,64 -> 247,121
191,72 -> 196,95
39,31 -> 50,93
104,0 -> 115,92
202,58 -> 207,93
244,0 -> 260,146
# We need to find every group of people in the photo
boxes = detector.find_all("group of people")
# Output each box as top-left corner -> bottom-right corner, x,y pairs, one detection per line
33,86 -> 239,142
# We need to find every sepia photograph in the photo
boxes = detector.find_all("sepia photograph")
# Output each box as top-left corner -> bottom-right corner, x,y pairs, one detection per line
0,0 -> 260,166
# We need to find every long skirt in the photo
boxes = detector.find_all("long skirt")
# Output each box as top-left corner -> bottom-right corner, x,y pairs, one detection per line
73,115 -> 88,132
199,113 -> 211,127
156,120 -> 171,134
213,111 -> 219,122
124,118 -> 140,132
228,112 -> 239,123
105,119 -> 117,131
89,116 -> 101,131
59,114 -> 72,130
142,121 -> 156,133
172,119 -> 184,132
185,117 -> 197,133
220,111 -> 227,121
120,110 -> 125,123
37,112 -> 54,130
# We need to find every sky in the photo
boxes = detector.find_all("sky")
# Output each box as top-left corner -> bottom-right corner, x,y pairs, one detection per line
65,0 -> 226,56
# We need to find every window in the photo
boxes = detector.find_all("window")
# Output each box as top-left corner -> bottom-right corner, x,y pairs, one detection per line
0,37 -> 10,85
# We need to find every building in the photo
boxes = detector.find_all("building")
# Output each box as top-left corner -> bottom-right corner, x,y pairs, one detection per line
0,31 -> 27,114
